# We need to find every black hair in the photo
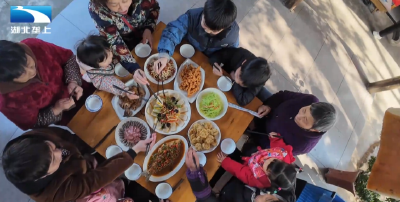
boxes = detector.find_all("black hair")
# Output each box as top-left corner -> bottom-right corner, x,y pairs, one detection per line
2,135 -> 52,184
76,35 -> 111,69
0,40 -> 27,82
203,0 -> 237,31
267,160 -> 297,192
240,57 -> 271,87
90,0 -> 108,7
310,102 -> 337,132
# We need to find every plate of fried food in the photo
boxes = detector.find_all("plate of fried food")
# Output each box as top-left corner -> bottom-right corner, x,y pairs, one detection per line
188,119 -> 221,153
111,79 -> 150,120
174,59 -> 205,103
144,53 -> 178,85
115,117 -> 151,151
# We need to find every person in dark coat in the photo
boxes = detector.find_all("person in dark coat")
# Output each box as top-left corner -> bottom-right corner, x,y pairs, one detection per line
252,90 -> 337,155
209,47 -> 272,106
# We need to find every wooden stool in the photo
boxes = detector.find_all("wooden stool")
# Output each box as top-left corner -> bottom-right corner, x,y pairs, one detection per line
324,168 -> 360,195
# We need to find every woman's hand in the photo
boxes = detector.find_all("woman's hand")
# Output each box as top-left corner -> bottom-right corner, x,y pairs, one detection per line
134,69 -> 149,85
185,148 -> 200,171
67,82 -> 83,100
52,98 -> 75,115
257,105 -> 271,117
255,194 -> 279,202
154,57 -> 168,74
217,152 -> 227,163
142,29 -> 153,48
124,87 -> 139,100
132,134 -> 156,154
212,63 -> 223,76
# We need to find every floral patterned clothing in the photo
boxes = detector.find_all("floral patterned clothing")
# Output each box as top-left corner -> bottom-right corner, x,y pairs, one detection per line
89,0 -> 160,73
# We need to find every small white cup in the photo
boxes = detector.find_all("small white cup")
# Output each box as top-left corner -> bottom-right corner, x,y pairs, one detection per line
155,183 -> 173,199
217,76 -> 233,92
135,43 -> 152,58
85,95 -> 103,112
197,152 -> 207,166
180,44 -> 195,58
114,63 -> 130,77
221,138 -> 236,155
125,163 -> 142,181
105,145 -> 122,159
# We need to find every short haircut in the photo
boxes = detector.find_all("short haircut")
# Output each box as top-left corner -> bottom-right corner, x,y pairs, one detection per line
0,40 -> 27,82
203,0 -> 237,31
2,135 -> 52,184
76,35 -> 111,69
267,159 -> 297,191
310,102 -> 337,132
90,0 -> 108,7
240,57 -> 271,87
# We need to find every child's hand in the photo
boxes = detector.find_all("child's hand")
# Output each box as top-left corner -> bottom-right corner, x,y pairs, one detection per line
257,105 -> 271,117
217,152 -> 227,163
269,132 -> 279,138
212,63 -> 223,76
126,92 -> 139,100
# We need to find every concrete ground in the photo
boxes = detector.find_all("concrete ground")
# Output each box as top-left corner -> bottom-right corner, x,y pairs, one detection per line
1,0 -> 400,201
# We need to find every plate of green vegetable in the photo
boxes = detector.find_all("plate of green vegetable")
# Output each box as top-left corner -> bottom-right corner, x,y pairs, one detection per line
196,88 -> 228,121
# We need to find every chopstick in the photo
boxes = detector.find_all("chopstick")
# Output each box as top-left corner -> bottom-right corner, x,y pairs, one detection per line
145,120 -> 158,156
112,85 -> 133,94
244,130 -> 283,139
138,71 -> 163,104
172,179 -> 184,192
69,86 -> 78,98
213,63 -> 234,84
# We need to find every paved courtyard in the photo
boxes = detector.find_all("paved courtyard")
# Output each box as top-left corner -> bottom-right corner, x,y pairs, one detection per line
1,0 -> 400,201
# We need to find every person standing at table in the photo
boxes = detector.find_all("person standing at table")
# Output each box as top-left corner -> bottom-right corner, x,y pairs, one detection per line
210,47 -> 272,106
89,0 -> 160,85
1,127 -> 157,202
152,0 -> 239,74
0,38 -> 96,130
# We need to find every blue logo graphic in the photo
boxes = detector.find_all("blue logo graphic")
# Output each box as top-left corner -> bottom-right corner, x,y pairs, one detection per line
10,6 -> 52,23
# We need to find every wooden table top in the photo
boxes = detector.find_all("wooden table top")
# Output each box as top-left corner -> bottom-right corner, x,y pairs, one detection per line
67,22 -> 262,202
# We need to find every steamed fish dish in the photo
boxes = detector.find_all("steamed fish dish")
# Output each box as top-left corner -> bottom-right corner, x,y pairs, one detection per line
146,92 -> 189,133
119,85 -> 145,117
142,139 -> 183,180
199,92 -> 223,118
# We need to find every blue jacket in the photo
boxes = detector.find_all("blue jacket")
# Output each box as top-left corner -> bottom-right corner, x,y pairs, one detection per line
158,8 -> 239,57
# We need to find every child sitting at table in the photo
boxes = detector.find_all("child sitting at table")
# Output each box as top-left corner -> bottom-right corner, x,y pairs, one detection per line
76,35 -> 138,100
152,0 -> 239,74
217,132 -> 297,191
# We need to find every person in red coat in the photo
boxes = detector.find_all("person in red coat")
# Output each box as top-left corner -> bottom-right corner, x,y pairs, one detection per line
217,133 -> 297,191
0,38 -> 95,130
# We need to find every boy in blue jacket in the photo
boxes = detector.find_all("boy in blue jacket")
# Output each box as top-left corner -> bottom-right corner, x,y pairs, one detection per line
153,0 -> 239,73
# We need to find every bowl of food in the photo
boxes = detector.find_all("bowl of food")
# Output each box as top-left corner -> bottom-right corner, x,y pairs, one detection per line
174,59 -> 205,103
144,53 -> 177,85
142,135 -> 188,182
115,117 -> 151,151
188,120 -> 221,153
111,79 -> 150,120
145,90 -> 191,135
196,88 -> 228,121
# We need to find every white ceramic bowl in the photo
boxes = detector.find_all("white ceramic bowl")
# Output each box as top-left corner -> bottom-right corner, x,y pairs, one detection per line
196,88 -> 228,121
115,117 -> 151,151
143,135 -> 188,182
125,163 -> 142,181
155,183 -> 173,199
114,63 -> 130,77
105,145 -> 122,159
180,44 -> 195,58
85,95 -> 103,112
221,138 -> 236,155
197,152 -> 207,166
217,76 -> 233,92
135,43 -> 152,58
187,119 -> 221,153
144,53 -> 178,85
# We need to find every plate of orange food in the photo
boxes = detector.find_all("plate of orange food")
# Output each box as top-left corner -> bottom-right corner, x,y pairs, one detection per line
174,59 -> 205,103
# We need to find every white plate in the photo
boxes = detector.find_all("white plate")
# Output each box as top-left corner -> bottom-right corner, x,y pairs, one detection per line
143,135 -> 188,182
187,119 -> 221,153
196,88 -> 228,121
144,53 -> 178,85
115,117 -> 151,151
111,79 -> 150,120
145,89 -> 191,135
173,59 -> 205,103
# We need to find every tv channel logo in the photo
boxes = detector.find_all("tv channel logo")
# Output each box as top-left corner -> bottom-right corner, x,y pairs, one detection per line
10,6 -> 52,23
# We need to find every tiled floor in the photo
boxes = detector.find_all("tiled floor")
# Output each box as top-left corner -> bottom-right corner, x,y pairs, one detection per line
1,0 -> 400,201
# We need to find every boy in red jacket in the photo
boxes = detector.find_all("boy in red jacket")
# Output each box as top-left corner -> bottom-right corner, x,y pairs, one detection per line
218,132 -> 297,190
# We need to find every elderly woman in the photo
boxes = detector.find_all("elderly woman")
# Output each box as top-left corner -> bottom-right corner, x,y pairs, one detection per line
2,127 -> 157,202
0,38 -> 95,130
252,90 -> 337,155
89,0 -> 160,85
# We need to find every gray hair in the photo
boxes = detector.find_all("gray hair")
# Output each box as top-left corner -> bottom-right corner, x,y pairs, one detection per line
310,102 -> 337,132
